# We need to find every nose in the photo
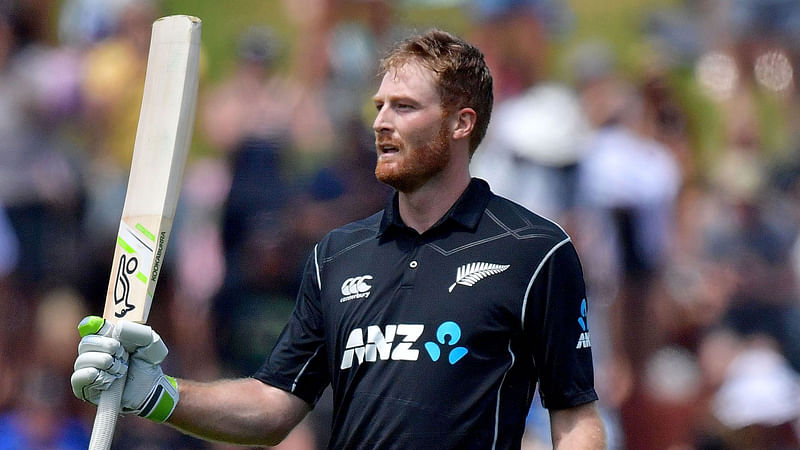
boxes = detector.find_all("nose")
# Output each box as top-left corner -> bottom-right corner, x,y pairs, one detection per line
373,105 -> 393,135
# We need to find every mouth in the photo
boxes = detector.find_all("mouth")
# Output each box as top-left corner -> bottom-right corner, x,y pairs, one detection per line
376,142 -> 401,157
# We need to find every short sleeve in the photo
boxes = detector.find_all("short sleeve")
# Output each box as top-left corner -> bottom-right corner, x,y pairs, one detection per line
253,249 -> 330,406
525,240 -> 598,410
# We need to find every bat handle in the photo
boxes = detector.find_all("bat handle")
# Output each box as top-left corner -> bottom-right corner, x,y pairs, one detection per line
88,360 -> 127,449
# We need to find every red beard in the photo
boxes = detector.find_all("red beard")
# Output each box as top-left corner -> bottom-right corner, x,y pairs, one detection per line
375,119 -> 450,193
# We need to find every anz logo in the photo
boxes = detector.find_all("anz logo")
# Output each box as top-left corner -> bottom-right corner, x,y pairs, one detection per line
340,321 -> 469,370
424,321 -> 468,364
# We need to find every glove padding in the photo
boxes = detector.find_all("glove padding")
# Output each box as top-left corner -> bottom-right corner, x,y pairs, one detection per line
71,316 -> 179,422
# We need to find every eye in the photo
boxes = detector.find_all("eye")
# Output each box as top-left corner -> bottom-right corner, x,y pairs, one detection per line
396,103 -> 414,111
374,102 -> 384,111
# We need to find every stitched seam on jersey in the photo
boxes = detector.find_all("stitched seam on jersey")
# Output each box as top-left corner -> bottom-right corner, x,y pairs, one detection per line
314,244 -> 321,291
428,233 -> 555,257
492,341 -> 516,450
322,236 -> 375,263
492,205 -> 572,235
503,201 -> 534,226
291,344 -> 323,393
427,208 -> 550,256
520,237 -> 571,330
524,206 -> 570,237
486,209 -> 532,237
427,232 -> 510,256
427,232 -> 555,256
487,208 -> 566,241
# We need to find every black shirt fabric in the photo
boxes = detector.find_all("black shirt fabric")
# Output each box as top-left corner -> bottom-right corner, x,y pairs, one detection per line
254,178 -> 598,449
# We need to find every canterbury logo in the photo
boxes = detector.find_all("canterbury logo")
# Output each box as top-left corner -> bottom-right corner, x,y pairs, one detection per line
448,262 -> 510,292
340,275 -> 373,303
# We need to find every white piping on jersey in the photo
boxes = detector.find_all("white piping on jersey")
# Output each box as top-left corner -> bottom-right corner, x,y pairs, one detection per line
520,237 -> 571,330
292,344 -> 324,393
314,244 -> 321,291
492,341 -> 516,450
427,208 -> 568,257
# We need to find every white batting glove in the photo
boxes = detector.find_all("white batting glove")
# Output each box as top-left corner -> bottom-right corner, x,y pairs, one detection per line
71,316 -> 179,422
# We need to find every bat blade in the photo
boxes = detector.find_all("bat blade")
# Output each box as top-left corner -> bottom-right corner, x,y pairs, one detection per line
89,15 -> 201,450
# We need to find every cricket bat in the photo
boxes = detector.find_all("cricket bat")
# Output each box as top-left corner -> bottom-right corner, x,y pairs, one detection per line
89,15 -> 201,450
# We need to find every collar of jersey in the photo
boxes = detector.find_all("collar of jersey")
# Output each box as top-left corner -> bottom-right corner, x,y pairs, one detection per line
378,177 -> 491,237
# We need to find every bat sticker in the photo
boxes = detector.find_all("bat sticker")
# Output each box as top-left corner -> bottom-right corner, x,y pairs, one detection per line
113,222 -> 156,317
114,253 -> 138,318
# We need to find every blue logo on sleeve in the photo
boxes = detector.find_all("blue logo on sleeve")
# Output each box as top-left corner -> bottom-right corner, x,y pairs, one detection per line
424,321 -> 469,364
578,298 -> 588,332
576,298 -> 591,349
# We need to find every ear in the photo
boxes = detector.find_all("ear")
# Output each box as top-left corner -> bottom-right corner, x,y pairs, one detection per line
452,108 -> 477,141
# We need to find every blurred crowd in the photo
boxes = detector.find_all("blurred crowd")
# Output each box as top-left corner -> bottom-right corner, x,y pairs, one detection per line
1,0 -> 799,448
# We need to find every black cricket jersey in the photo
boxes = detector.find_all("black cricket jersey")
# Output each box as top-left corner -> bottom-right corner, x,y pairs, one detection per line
254,178 -> 597,449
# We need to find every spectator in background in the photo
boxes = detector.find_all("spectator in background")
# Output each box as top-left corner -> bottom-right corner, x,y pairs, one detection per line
466,4 -> 600,447
0,202 -> 18,280
704,331 -> 800,449
690,91 -> 800,448
470,0 -> 587,225
317,0 -> 404,130
58,0 -> 132,47
80,0 -> 156,169
0,288 -> 89,449
0,200 -> 18,416
202,25 -> 330,448
203,5 -> 394,378
0,3 -> 86,287
571,40 -> 683,449
202,26 -> 298,376
471,81 -> 590,223
574,39 -> 681,345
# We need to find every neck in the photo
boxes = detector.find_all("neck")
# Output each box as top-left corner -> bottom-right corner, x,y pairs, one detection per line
397,169 -> 471,234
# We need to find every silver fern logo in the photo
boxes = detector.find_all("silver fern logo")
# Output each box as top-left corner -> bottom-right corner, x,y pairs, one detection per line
448,262 -> 510,293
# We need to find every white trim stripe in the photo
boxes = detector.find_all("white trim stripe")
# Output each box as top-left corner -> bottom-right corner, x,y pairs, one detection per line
291,345 -> 323,393
520,237 -> 571,330
313,244 -> 321,291
492,341 -> 516,450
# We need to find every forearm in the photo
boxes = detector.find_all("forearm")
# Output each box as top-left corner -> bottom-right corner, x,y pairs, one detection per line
167,377 -> 310,446
550,402 -> 606,450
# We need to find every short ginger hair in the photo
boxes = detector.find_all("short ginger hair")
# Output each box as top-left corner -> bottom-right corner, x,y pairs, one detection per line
380,29 -> 494,156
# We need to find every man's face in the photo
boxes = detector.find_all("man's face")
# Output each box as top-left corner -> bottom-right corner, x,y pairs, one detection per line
372,61 -> 451,193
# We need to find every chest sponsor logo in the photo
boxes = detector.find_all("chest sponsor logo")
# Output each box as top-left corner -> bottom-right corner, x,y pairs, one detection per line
340,322 -> 469,369
340,275 -> 373,303
448,262 -> 510,292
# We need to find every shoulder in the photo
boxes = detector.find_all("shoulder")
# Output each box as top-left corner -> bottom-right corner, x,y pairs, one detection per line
315,210 -> 383,261
484,191 -> 570,244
